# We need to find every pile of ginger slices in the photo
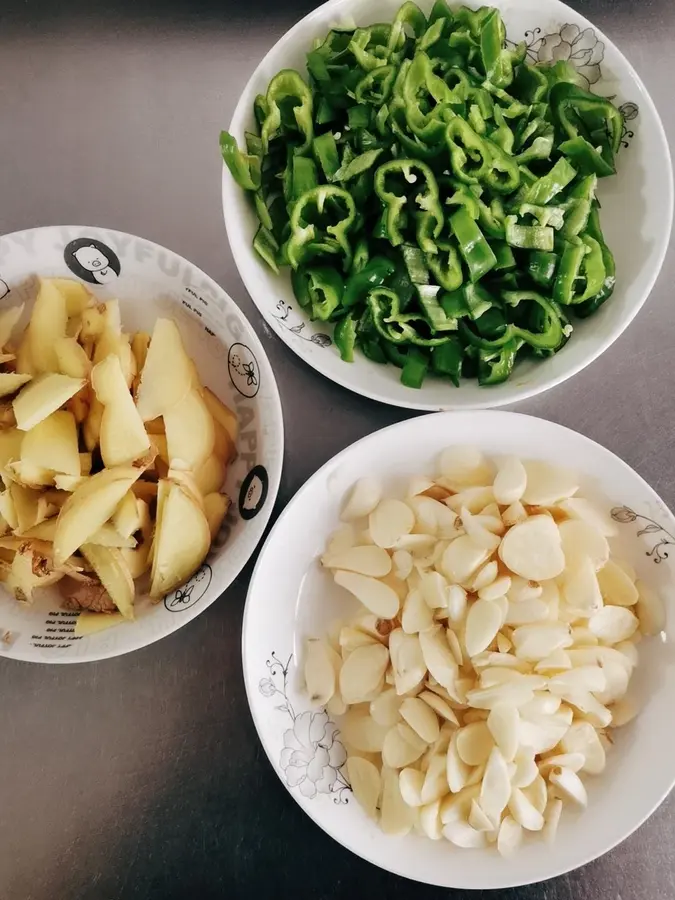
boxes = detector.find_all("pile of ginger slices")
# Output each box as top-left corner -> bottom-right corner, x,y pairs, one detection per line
0,276 -> 238,628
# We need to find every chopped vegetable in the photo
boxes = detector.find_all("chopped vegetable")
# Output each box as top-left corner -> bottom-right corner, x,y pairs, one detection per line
221,2 -> 626,389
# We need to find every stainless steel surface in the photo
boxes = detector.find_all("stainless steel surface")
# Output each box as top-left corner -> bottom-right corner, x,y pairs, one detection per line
0,0 -> 674,897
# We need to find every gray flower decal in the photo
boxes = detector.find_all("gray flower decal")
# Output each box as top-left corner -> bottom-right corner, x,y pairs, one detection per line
530,23 -> 604,87
259,652 -> 350,803
611,507 -> 675,563
280,710 -> 347,799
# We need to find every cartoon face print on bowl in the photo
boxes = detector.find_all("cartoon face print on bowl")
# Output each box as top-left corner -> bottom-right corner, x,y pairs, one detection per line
239,465 -> 269,520
64,237 -> 121,285
228,342 -> 260,398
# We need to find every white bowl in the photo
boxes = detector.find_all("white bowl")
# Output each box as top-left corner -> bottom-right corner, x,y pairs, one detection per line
223,0 -> 673,411
0,225 -> 284,663
243,411 -> 675,889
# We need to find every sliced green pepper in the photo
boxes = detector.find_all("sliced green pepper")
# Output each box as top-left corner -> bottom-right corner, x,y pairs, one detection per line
305,266 -> 344,320
416,284 -> 459,331
428,241 -> 464,291
559,136 -> 615,178
261,69 -> 314,155
400,346 -> 429,388
355,66 -> 397,105
445,117 -> 492,184
478,341 -> 517,385
334,312 -> 358,361
401,243 -> 430,284
431,337 -> 463,386
505,215 -> 554,251
368,287 -> 450,346
312,132 -> 340,180
550,81 -> 623,175
343,256 -> 396,307
460,291 -> 563,351
574,207 -> 616,317
333,148 -> 383,182
291,155 -> 319,200
253,225 -> 279,272
220,131 -> 261,191
527,250 -> 558,287
286,185 -> 356,269
374,158 -> 443,253
522,157 -> 577,206
553,234 -> 607,304
450,207 -> 497,282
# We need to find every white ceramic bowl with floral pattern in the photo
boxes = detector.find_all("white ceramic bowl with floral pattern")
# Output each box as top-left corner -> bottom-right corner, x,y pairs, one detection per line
243,411 -> 675,889
0,226 -> 284,663
222,0 -> 672,411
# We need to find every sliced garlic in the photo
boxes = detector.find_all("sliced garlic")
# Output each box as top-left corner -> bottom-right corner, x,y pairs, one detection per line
522,461 -> 578,506
465,598 -> 503,658
499,515 -> 565,581
493,456 -> 527,506
334,569 -> 400,619
322,545 -> 392,577
339,643 -> 389,704
589,605 -> 638,643
304,637 -> 337,707
341,477 -> 382,521
346,757 -> 381,820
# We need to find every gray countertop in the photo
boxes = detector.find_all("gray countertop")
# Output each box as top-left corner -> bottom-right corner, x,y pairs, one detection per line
1,1 -> 674,898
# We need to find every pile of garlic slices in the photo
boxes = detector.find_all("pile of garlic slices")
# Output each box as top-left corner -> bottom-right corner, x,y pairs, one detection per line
303,448 -> 666,857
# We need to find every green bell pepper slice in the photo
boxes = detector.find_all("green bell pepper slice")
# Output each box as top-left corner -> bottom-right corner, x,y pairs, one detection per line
334,312 -> 358,361
559,136 -> 616,178
291,155 -> 319,200
287,185 -> 357,269
343,256 -> 396,308
416,284 -> 459,331
253,225 -> 280,272
484,139 -> 521,194
387,1 -> 427,54
220,131 -> 261,191
355,66 -> 397,105
574,207 -> 616,317
445,117 -> 492,184
549,81 -> 623,174
351,237 -> 370,274
431,337 -> 463,386
460,291 -> 563,352
522,157 -> 577,206
374,158 -> 444,253
527,250 -> 558,287
505,215 -> 554,251
478,340 -> 518,385
553,234 -> 607,305
400,346 -> 430,389
367,287 -> 450,346
450,207 -> 497,282
261,69 -> 313,155
312,132 -> 340,180
304,266 -> 344,320
401,243 -> 430,284
333,148 -> 383,182
428,241 -> 464,291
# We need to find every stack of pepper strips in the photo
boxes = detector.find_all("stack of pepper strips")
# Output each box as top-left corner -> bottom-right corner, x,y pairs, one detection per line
221,1 -> 623,388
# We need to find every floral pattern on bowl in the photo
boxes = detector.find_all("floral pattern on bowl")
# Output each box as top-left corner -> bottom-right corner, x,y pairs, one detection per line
259,652 -> 350,801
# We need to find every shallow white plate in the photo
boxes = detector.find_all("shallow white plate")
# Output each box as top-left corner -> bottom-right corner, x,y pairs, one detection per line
0,225 -> 284,663
223,0 -> 672,411
243,411 -> 674,889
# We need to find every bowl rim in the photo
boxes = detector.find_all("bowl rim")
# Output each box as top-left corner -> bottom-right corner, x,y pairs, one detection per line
242,408 -> 675,888
222,0 -> 674,412
0,223 -> 285,663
